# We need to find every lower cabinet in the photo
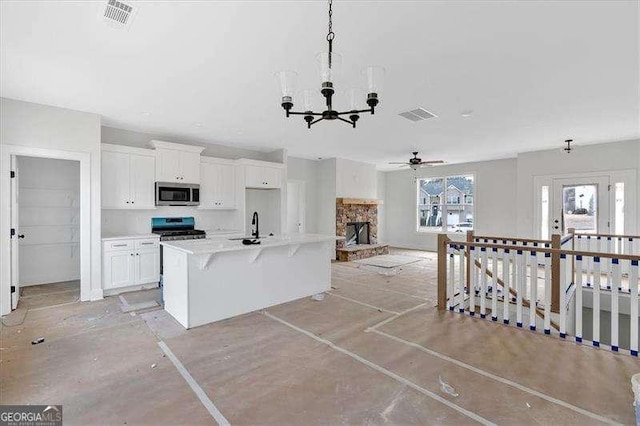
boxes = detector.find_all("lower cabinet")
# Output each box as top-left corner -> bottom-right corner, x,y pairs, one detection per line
103,237 -> 160,290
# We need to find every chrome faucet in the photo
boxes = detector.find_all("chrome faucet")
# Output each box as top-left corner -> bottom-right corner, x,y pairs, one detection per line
251,211 -> 259,239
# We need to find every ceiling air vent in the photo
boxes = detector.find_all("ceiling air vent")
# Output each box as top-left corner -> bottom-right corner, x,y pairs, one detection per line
101,0 -> 137,29
398,108 -> 438,122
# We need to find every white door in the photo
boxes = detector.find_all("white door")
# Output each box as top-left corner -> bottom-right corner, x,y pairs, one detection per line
263,167 -> 282,189
10,156 -> 20,309
245,165 -> 264,188
286,181 -> 306,234
129,154 -> 155,208
199,161 -> 218,208
551,176 -> 610,236
136,250 -> 159,284
180,152 -> 201,184
102,151 -> 131,208
157,149 -> 182,182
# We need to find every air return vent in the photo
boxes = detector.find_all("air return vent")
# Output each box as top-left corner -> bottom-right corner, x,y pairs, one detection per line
399,108 -> 438,122
101,0 -> 137,29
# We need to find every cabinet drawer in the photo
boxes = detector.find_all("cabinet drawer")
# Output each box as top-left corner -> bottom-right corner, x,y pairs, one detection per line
104,240 -> 134,252
135,239 -> 159,250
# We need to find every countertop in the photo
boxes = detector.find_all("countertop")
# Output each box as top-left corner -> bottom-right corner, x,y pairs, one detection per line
161,234 -> 340,255
102,233 -> 159,241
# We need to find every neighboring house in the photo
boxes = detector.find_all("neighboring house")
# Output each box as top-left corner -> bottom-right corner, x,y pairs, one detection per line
419,178 -> 474,227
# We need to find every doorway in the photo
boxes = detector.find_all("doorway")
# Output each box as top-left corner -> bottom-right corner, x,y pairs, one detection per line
11,156 -> 81,310
550,176 -> 610,236
286,180 -> 306,234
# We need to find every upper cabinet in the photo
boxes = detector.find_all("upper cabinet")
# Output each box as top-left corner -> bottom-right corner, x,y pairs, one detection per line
200,158 -> 237,209
102,145 -> 156,209
243,162 -> 284,189
151,140 -> 204,184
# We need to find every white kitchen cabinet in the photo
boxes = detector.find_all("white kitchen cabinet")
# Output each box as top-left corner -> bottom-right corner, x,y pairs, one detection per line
102,146 -> 156,209
102,236 -> 160,291
151,140 -> 204,184
245,164 -> 283,189
200,159 -> 237,209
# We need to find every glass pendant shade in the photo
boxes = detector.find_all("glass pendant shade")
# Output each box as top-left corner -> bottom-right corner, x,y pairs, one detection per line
300,89 -> 314,111
362,66 -> 385,95
315,51 -> 343,84
345,88 -> 364,110
275,70 -> 298,101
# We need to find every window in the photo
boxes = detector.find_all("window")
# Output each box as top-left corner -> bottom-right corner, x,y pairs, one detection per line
417,175 -> 474,233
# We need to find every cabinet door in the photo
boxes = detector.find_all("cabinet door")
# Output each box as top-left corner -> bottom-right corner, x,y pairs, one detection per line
156,149 -> 182,182
102,151 -> 131,208
199,161 -> 218,208
135,249 -> 159,284
263,167 -> 282,189
130,154 -> 156,208
180,152 -> 201,184
218,164 -> 236,208
104,251 -> 135,289
245,165 -> 265,188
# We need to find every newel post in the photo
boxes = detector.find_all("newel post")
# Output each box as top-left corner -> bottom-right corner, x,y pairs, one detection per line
437,233 -> 451,311
551,233 -> 561,313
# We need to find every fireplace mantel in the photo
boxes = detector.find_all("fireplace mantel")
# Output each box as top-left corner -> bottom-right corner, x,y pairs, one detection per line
336,198 -> 383,206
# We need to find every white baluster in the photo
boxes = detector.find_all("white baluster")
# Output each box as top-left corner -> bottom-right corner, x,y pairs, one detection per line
544,252 -> 552,334
611,258 -> 620,352
593,257 -> 601,347
503,248 -> 511,324
469,246 -> 476,316
458,246 -> 465,313
575,255 -> 583,342
512,249 -> 518,324
480,247 -> 488,318
529,247 -> 538,330
447,244 -> 455,310
491,248 -> 498,321
559,254 -> 567,338
630,260 -> 638,357
585,237 -> 593,288
516,250 -> 524,328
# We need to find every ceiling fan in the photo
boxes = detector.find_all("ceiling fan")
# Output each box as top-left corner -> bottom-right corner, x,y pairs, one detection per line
389,152 -> 444,170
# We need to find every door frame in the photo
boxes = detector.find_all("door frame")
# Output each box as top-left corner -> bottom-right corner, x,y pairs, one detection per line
533,169 -> 637,239
1,145 -> 91,315
551,176 -> 610,236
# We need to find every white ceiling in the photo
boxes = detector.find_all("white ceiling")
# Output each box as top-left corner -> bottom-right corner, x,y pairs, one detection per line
1,1 -> 638,168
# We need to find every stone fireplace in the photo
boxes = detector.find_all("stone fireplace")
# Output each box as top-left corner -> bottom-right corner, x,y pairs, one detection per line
335,198 -> 389,261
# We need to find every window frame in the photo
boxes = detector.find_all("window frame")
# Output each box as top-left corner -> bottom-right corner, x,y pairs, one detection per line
415,173 -> 476,234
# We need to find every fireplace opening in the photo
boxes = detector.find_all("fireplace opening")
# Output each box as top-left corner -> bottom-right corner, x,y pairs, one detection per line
346,222 -> 371,246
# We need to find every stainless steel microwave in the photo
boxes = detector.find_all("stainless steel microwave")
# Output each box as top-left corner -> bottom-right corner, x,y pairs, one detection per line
155,182 -> 200,206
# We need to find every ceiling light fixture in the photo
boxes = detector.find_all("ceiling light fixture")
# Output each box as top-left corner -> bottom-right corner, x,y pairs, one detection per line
564,139 -> 573,153
275,0 -> 384,129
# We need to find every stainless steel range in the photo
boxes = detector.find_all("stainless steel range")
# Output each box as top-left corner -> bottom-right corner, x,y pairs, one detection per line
152,217 -> 206,241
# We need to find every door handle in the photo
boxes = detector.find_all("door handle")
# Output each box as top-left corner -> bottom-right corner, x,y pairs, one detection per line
17,234 -> 25,239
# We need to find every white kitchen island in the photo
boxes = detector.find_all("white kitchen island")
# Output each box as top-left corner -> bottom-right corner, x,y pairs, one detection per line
161,234 -> 338,328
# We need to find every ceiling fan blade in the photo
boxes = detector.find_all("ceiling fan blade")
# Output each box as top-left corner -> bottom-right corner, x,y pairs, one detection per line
388,162 -> 409,165
420,160 -> 445,165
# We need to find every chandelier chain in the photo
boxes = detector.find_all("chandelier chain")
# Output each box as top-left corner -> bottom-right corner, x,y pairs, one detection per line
327,0 -> 334,41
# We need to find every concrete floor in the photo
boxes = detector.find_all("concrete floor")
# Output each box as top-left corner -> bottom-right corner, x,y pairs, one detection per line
1,250 -> 637,425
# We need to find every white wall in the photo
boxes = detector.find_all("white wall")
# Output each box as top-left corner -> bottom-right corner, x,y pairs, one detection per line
376,171 -> 387,244
335,158 -> 377,199
286,157 -> 319,233
384,158 -> 518,251
18,156 -> 80,285
0,97 -> 101,309
516,139 -> 640,237
317,158 -> 337,236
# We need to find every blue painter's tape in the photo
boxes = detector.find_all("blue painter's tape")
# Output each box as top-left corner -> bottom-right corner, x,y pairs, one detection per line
544,329 -> 551,335
459,308 -> 465,313
612,346 -> 619,352
531,251 -> 536,256
607,237 -> 612,241
503,319 -> 510,325
480,314 -> 486,319
576,255 -> 582,261
586,282 -> 591,287
607,285 -> 611,290
493,248 -> 498,252
491,316 -> 497,322
481,247 -> 486,252
632,350 -> 638,357
450,254 -> 454,258
449,306 -> 454,311
612,258 -> 619,264
587,236 -> 591,239
493,240 -> 497,244
633,260 -> 639,266
577,235 -> 582,239
630,237 -> 634,242
545,252 -> 550,258
593,341 -> 600,347
534,242 -> 538,247
484,239 -> 488,243
523,242 -> 528,246
529,325 -> 536,331
560,333 -> 566,339
576,336 -> 582,343
517,250 -> 523,255
594,257 -> 600,263
560,253 -> 566,259
470,246 -> 475,251
597,236 -> 601,240
469,311 -> 475,317
505,249 -> 510,254
516,322 -> 523,328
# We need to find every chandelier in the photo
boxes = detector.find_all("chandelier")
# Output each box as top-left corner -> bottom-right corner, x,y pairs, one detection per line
275,0 -> 384,129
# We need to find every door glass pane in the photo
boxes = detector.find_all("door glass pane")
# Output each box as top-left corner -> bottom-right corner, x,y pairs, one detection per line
562,184 -> 597,234
615,182 -> 624,235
